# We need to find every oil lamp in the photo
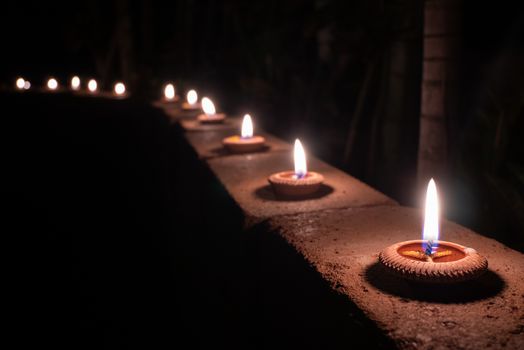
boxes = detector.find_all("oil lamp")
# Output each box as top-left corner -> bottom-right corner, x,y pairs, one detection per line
182,89 -> 201,110
114,82 -> 126,97
268,139 -> 324,197
71,76 -> 80,90
222,114 -> 266,153
47,77 -> 58,91
379,179 -> 488,283
197,97 -> 225,123
87,79 -> 98,93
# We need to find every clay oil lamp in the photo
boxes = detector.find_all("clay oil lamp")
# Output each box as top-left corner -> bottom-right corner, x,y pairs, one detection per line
222,114 -> 266,153
181,89 -> 201,110
113,82 -> 127,98
379,179 -> 488,283
197,97 -> 225,124
71,76 -> 81,91
87,79 -> 98,94
268,139 -> 324,198
163,83 -> 178,103
47,77 -> 59,91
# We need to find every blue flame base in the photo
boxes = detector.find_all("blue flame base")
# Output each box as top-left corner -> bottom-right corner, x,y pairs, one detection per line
424,240 -> 438,256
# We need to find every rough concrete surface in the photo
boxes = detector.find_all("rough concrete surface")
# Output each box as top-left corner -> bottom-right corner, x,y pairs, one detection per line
184,129 -> 291,159
268,206 -> 524,350
207,152 -> 396,225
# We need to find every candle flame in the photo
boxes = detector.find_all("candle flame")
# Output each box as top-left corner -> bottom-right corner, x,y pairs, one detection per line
88,79 -> 97,92
294,139 -> 307,178
241,114 -> 253,138
201,97 -> 215,115
23,81 -> 31,90
71,76 -> 80,90
164,84 -> 175,100
187,89 -> 198,105
16,77 -> 25,89
47,78 -> 58,90
114,82 -> 125,95
423,178 -> 439,251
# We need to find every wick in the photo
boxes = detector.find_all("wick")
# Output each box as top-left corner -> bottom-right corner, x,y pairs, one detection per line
401,250 -> 452,261
293,172 -> 306,180
424,240 -> 435,256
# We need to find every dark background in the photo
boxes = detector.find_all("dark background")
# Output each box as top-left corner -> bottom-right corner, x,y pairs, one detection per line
0,1 -> 523,348
1,1 -> 523,251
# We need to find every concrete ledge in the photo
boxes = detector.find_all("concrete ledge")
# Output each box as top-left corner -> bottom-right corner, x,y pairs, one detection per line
268,206 -> 524,350
162,107 -> 524,349
207,151 -> 397,226
184,129 -> 290,160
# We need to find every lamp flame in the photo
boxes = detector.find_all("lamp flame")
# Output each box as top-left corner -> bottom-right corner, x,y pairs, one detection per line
114,82 -> 125,95
201,97 -> 215,115
23,81 -> 31,90
294,139 -> 307,179
187,90 -> 198,105
16,78 -> 25,89
88,79 -> 97,92
241,114 -> 253,138
423,178 -> 439,254
47,78 -> 58,90
164,84 -> 175,100
71,76 -> 80,90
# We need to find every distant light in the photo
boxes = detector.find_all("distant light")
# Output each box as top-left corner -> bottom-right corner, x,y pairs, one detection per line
47,78 -> 58,90
164,84 -> 175,100
23,81 -> 31,90
241,114 -> 254,138
114,82 -> 126,95
16,77 -> 25,90
88,79 -> 97,93
201,97 -> 216,115
71,76 -> 80,90
187,90 -> 198,105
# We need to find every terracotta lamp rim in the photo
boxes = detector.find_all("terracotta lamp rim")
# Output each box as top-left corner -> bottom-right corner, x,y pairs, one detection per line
222,135 -> 266,153
379,239 -> 488,283
197,113 -> 226,123
268,170 -> 324,197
